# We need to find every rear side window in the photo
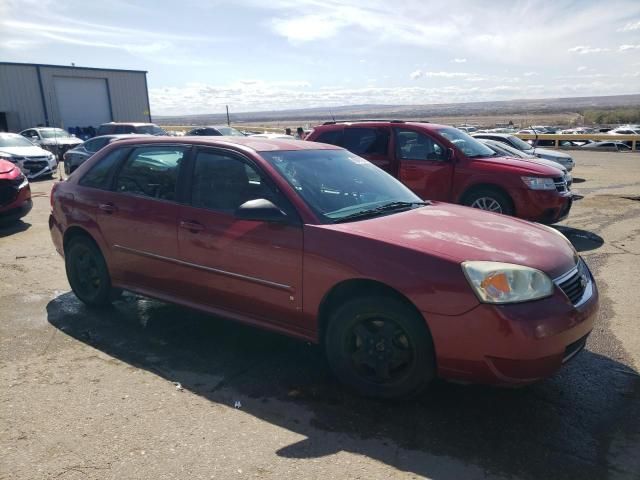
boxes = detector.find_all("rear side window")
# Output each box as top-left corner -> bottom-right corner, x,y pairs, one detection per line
79,148 -> 127,189
315,129 -> 343,146
114,125 -> 135,134
115,147 -> 186,201
343,128 -> 389,155
84,137 -> 110,153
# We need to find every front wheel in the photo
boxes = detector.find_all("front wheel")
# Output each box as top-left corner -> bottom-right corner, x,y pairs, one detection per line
463,188 -> 514,216
65,236 -> 115,307
325,296 -> 435,399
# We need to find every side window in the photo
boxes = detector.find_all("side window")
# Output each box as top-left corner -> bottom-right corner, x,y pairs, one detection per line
114,125 -> 135,134
85,137 -> 109,153
97,125 -> 114,136
343,128 -> 389,155
79,148 -> 127,189
315,129 -> 343,146
115,147 -> 185,201
202,128 -> 220,136
395,129 -> 447,161
191,151 -> 276,213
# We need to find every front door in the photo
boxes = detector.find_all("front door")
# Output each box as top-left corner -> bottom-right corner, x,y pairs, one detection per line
394,128 -> 454,201
177,148 -> 304,329
95,145 -> 187,293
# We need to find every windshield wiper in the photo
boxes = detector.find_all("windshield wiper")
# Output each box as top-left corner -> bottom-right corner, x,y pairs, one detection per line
333,201 -> 430,223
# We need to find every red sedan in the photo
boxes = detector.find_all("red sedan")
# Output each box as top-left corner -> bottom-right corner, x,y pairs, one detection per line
0,158 -> 32,224
49,137 -> 598,398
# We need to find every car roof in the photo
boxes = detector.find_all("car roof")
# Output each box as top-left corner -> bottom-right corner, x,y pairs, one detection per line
473,133 -> 512,138
99,122 -> 156,127
316,120 -> 450,131
108,135 -> 341,152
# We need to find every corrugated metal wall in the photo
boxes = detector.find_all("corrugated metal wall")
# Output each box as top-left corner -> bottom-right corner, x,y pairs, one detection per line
0,64 -> 46,131
0,63 -> 150,132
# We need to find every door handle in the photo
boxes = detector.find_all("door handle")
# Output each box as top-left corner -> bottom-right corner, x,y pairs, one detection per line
179,220 -> 205,233
98,203 -> 117,214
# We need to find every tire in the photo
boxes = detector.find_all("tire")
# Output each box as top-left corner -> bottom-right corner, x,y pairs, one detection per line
325,296 -> 436,399
65,236 -> 114,307
463,188 -> 514,216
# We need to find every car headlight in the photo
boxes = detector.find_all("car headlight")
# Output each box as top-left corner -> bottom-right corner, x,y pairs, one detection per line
462,261 -> 554,304
521,176 -> 556,190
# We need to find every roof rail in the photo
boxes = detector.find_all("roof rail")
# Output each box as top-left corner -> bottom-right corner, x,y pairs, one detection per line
322,119 -> 407,125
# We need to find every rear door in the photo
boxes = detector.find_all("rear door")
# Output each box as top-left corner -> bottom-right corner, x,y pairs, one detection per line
394,128 -> 454,201
342,127 -> 394,174
176,147 -> 304,328
94,145 -> 188,293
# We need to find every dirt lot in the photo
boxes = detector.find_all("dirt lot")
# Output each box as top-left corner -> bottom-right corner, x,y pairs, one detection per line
1,151 -> 639,480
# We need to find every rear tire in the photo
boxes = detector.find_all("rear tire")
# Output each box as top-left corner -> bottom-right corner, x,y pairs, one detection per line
325,296 -> 435,399
463,188 -> 514,216
65,236 -> 114,307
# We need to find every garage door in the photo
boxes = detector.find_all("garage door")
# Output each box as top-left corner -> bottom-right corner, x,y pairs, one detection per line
54,76 -> 112,128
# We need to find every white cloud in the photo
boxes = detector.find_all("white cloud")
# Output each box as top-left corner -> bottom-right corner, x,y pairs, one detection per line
619,44 -> 640,51
523,72 -> 539,77
577,66 -> 588,72
567,45 -> 610,54
618,20 -> 640,31
410,69 -> 423,80
452,58 -> 467,63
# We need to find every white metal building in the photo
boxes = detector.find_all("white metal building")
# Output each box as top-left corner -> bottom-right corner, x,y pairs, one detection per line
0,62 -> 151,132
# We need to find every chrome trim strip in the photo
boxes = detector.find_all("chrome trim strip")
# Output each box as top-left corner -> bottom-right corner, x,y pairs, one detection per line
113,244 -> 293,292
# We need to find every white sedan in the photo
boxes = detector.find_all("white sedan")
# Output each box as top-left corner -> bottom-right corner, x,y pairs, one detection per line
0,133 -> 58,179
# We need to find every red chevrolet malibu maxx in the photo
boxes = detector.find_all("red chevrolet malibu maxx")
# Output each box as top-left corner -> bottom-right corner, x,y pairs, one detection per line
49,137 -> 598,398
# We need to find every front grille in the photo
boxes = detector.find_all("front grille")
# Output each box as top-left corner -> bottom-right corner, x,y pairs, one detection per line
0,178 -> 21,206
556,261 -> 588,305
23,159 -> 48,172
554,176 -> 568,193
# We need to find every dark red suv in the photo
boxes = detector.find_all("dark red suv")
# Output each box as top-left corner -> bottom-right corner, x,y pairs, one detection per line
50,137 -> 598,398
306,121 -> 573,224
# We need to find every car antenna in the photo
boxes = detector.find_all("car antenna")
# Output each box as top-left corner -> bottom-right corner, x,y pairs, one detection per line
329,108 -> 336,122
530,124 -> 538,150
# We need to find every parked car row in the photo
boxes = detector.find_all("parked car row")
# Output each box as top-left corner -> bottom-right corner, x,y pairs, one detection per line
49,135 -> 598,398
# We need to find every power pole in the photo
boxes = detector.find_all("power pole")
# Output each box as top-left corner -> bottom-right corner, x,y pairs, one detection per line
226,105 -> 230,126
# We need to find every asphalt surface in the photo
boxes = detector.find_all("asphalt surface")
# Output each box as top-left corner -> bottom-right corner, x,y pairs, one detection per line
1,150 -> 639,480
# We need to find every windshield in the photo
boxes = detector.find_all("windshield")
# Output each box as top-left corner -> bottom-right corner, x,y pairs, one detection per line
485,140 -> 529,158
508,135 -> 534,151
40,128 -> 72,139
436,127 -> 495,158
0,135 -> 35,148
261,149 -> 423,223
137,125 -> 166,135
217,126 -> 245,136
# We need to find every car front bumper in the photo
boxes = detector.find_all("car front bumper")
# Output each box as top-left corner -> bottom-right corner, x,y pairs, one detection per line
425,263 -> 598,385
511,188 -> 573,224
0,185 -> 32,224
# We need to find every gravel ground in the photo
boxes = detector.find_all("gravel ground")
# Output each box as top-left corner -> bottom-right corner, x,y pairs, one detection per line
1,150 -> 639,480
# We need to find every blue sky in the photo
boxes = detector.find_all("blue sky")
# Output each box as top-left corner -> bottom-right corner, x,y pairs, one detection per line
2,0 -> 640,115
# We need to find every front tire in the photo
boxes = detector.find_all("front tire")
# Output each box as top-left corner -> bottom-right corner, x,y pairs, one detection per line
463,188 -> 514,215
65,236 -> 114,307
325,296 -> 435,399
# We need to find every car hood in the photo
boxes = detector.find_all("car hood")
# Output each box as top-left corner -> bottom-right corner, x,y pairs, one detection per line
0,145 -> 51,157
323,203 -> 577,279
0,159 -> 18,177
531,147 -> 571,159
473,155 -> 563,175
41,137 -> 82,145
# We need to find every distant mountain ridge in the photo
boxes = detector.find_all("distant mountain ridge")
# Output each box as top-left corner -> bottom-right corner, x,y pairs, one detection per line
153,93 -> 640,125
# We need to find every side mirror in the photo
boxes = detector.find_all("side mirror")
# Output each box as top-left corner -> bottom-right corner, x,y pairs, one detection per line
447,148 -> 456,161
31,136 -> 39,141
235,198 -> 288,223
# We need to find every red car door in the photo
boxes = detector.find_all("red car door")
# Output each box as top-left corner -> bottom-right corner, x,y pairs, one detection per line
176,148 -> 304,331
342,126 -> 394,174
394,127 -> 454,201
95,145 -> 186,293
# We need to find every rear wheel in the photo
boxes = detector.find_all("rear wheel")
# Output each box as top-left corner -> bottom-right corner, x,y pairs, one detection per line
325,296 -> 435,398
65,236 -> 114,307
463,188 -> 514,215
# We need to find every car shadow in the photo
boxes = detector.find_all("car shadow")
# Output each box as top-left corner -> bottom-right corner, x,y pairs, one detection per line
572,178 -> 586,184
0,220 -> 31,237
554,226 -> 604,252
46,292 -> 640,480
